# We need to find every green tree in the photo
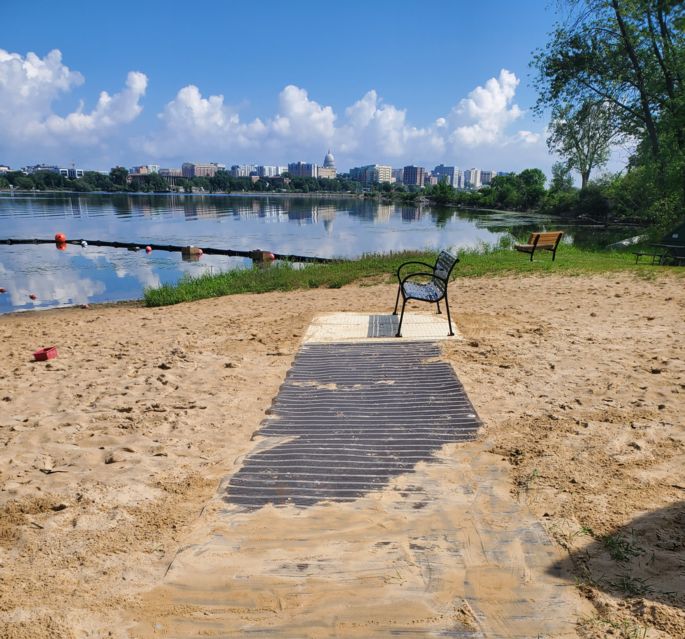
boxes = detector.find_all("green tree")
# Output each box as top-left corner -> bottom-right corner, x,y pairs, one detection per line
109,166 -> 129,189
550,161 -> 575,192
533,0 -> 685,223
547,101 -> 618,187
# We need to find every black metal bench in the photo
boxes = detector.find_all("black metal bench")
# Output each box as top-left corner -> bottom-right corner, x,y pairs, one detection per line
392,250 -> 459,337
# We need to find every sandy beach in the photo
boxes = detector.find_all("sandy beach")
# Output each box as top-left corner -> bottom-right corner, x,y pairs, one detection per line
1,272 -> 684,638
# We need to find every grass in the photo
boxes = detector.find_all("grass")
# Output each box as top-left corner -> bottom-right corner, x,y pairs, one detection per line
144,244 -> 681,307
602,531 -> 643,563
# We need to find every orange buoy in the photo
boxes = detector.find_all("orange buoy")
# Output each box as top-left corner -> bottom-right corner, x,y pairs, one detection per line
145,246 -> 152,253
55,232 -> 66,243
56,242 -> 66,251
29,294 -> 37,300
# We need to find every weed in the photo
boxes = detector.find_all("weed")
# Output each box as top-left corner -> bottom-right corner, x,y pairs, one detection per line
606,574 -> 655,596
602,531 -> 643,562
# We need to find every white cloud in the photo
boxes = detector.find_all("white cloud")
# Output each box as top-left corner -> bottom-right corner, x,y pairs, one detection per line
449,69 -> 524,147
0,48 -> 146,149
144,70 -> 541,169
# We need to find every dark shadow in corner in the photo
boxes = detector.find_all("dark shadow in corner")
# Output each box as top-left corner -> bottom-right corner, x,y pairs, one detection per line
223,341 -> 481,511
547,501 -> 685,615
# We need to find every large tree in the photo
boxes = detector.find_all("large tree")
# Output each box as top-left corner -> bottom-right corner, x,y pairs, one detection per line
547,101 -> 617,187
533,0 -> 684,219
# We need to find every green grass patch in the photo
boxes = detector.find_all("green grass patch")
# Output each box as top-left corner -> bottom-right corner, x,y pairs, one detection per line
144,245 -> 681,307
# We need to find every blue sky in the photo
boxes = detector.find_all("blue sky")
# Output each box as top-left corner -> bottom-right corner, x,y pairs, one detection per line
1,1 -> 567,174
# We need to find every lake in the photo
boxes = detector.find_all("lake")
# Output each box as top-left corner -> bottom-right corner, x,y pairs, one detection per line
0,193 -> 626,314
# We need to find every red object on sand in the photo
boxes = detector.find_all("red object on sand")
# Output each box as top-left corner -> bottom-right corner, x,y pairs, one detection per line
55,232 -> 67,243
34,346 -> 58,361
29,294 -> 37,300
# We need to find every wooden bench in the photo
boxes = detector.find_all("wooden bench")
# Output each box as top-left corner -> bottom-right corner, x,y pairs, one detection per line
514,231 -> 563,261
392,250 -> 459,337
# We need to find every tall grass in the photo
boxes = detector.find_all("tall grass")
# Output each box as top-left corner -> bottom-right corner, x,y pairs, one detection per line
144,245 -> 678,307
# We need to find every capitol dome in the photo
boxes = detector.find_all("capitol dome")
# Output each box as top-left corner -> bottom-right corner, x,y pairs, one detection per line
323,150 -> 335,169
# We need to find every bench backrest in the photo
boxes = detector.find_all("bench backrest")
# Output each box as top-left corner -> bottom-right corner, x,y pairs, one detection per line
432,251 -> 459,292
529,231 -> 563,247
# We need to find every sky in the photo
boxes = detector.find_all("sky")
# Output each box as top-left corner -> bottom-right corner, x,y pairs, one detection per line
1,1 -> 583,176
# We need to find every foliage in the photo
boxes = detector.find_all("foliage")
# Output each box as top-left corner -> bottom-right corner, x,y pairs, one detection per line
547,101 -> 618,187
533,0 -> 685,226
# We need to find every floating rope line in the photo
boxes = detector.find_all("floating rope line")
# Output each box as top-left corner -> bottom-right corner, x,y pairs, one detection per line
0,238 -> 335,264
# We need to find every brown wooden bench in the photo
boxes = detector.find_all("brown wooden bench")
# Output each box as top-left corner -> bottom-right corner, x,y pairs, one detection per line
514,231 -> 563,261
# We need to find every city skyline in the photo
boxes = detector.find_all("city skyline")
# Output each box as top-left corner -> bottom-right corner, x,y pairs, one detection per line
1,2 -> 630,179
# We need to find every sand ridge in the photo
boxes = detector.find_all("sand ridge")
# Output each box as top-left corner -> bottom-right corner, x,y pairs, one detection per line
0,273 -> 684,637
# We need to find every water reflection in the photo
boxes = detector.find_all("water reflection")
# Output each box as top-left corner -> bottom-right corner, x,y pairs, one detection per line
0,193 -> 634,313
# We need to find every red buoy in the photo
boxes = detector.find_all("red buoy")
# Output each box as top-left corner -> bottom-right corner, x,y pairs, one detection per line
29,294 -> 37,300
55,232 -> 66,243
145,246 -> 152,253
267,252 -> 276,261
56,242 -> 66,251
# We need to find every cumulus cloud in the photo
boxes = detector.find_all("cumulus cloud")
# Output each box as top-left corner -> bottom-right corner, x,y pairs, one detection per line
0,48 -> 146,148
449,69 -> 523,146
142,84 -> 266,157
144,69 -> 539,167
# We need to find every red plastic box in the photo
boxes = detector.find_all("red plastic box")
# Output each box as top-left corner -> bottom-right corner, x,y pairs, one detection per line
34,346 -> 58,361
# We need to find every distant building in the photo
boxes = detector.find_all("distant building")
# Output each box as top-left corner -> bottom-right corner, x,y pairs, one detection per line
59,167 -> 84,179
0,165 -> 10,174
402,165 -> 425,187
433,165 -> 458,187
230,164 -> 257,177
424,174 -> 438,186
349,164 -> 393,185
392,168 -> 404,184
464,168 -> 481,189
159,168 -> 182,177
317,150 -> 337,179
182,162 -> 223,178
288,162 -> 318,178
317,166 -> 337,179
480,170 -> 497,186
257,165 -> 279,178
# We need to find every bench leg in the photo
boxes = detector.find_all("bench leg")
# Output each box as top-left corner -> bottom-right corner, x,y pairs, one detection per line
393,286 -> 401,315
444,296 -> 455,336
395,298 -> 407,337
436,301 -> 441,314
530,250 -> 534,262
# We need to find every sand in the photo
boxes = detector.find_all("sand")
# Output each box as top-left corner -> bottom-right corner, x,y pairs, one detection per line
0,272 -> 683,637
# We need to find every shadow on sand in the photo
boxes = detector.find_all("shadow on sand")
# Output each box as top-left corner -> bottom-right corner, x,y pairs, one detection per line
547,501 -> 685,624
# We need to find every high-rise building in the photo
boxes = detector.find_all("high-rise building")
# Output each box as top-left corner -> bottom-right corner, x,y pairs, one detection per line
480,170 -> 497,186
402,165 -> 425,187
348,164 -> 392,185
288,162 -> 318,178
392,168 -> 404,184
433,165 -> 458,187
464,168 -> 481,189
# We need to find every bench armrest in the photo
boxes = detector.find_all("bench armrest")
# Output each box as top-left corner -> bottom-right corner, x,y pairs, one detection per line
400,271 -> 449,288
396,260 -> 435,283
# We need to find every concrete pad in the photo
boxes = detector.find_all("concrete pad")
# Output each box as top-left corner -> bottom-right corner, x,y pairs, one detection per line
303,312 -> 462,343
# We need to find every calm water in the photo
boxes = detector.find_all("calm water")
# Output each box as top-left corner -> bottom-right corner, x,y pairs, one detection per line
0,193 -> 624,314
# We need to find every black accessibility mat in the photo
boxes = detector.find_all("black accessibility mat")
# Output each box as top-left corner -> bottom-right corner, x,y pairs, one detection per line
225,341 -> 481,509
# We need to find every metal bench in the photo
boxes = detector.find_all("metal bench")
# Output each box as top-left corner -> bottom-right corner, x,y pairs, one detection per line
514,231 -> 563,261
392,250 -> 459,337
